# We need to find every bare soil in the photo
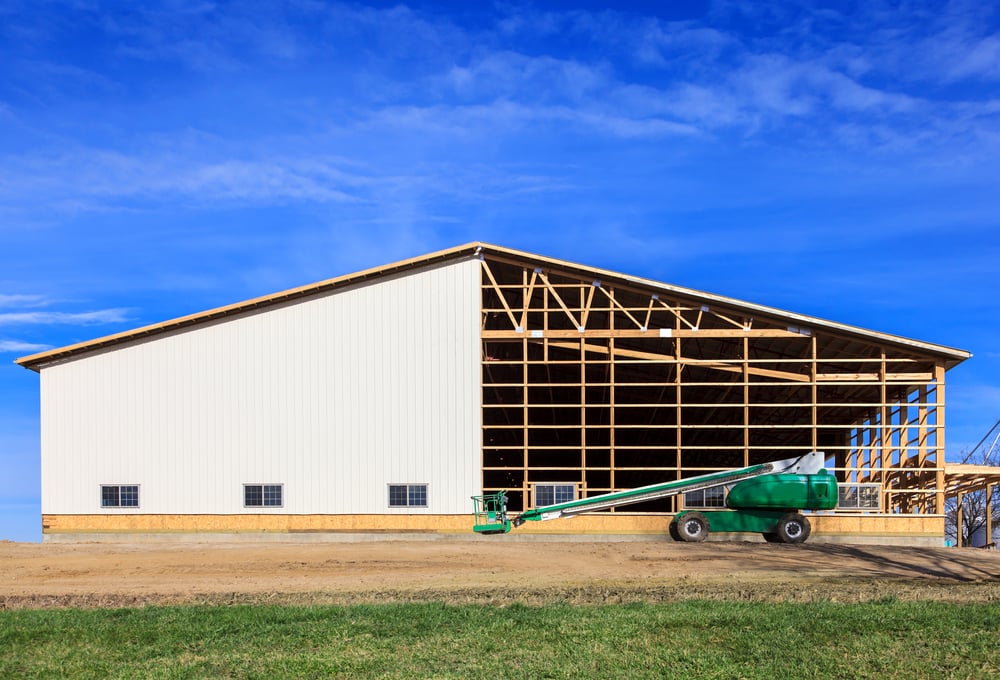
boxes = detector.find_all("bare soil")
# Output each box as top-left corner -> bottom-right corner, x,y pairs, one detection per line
2,538 -> 999,609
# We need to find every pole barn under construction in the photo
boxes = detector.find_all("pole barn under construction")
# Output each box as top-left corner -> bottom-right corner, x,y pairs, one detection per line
17,243 -> 986,545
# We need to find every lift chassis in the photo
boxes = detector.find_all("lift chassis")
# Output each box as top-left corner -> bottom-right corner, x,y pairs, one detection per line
471,452 -> 837,544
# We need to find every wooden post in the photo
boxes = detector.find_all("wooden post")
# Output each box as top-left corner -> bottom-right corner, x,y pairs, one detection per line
880,350 -> 890,511
609,334 -> 616,499
956,491 -> 964,547
522,267 -> 530,509
811,335 -> 818,452
987,483 -> 995,548
743,335 -> 749,467
935,364 -> 946,515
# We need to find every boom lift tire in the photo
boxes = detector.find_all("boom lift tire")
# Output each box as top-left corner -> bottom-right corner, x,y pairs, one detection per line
676,512 -> 709,542
775,513 -> 811,544
668,521 -> 681,542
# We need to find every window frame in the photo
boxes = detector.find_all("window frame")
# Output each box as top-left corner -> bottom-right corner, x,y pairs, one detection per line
683,485 -> 727,509
100,484 -> 140,509
837,483 -> 881,510
532,483 -> 577,508
387,483 -> 429,508
243,483 -> 284,508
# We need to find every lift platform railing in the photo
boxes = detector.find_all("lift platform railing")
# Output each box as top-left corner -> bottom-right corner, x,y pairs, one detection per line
471,490 -> 510,535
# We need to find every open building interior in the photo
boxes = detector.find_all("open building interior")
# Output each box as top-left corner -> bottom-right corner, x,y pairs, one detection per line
478,250 -> 966,524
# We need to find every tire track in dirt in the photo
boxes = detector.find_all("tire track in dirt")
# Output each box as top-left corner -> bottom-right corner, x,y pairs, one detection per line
2,540 -> 998,609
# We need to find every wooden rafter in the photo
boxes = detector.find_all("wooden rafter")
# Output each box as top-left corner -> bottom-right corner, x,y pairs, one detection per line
654,297 -> 697,330
711,309 -> 747,330
642,297 -> 655,331
580,284 -> 597,328
538,339 -> 809,383
519,269 -> 538,330
596,285 -> 644,330
481,259 -> 519,330
538,272 -> 581,329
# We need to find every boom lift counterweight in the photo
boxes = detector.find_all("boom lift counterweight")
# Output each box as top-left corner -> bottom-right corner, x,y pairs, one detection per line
471,452 -> 837,544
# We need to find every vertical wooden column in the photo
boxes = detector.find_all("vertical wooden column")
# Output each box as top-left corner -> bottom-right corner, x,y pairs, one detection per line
742,335 -> 750,467
674,312 -> 683,480
865,417 -> 877,483
811,335 -> 818,452
848,428 -> 859,483
986,484 -> 994,547
897,398 -> 909,513
609,290 -> 617,502
916,385 -> 931,513
935,363 -> 947,515
521,267 -> 530,509
579,292 -> 587,496
609,333 -> 616,496
956,491 -> 964,547
542,276 -> 550,360
672,305 -> 682,512
880,350 -> 890,511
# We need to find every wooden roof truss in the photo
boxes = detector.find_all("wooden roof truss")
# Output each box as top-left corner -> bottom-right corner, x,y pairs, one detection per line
479,255 -> 955,517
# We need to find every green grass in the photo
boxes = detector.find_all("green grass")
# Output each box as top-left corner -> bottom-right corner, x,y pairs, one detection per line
2,600 -> 998,679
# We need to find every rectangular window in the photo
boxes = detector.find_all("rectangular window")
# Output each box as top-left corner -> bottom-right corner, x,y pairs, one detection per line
101,485 -> 139,508
244,484 -> 283,508
534,483 -> 576,508
388,484 -> 428,508
684,486 -> 726,509
837,484 -> 881,510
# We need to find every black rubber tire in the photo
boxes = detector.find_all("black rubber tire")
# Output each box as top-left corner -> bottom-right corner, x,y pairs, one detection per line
668,521 -> 681,541
776,513 -> 811,544
675,512 -> 709,542
762,532 -> 782,543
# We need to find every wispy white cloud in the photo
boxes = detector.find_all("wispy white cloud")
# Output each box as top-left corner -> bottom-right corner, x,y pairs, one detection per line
898,3 -> 1000,84
369,99 -> 700,140
720,0 -> 1000,89
0,294 -> 48,308
944,34 -> 1000,82
0,149 -> 373,207
0,142 -> 585,217
101,1 -> 471,76
0,309 -> 130,326
0,339 -> 51,353
103,2 -> 305,71
447,52 -> 610,103
633,22 -> 734,67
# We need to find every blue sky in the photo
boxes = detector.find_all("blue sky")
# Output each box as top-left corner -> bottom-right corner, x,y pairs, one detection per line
2,1 -> 999,541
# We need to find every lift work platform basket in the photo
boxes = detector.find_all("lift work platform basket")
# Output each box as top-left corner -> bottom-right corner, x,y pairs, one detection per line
471,491 -> 511,534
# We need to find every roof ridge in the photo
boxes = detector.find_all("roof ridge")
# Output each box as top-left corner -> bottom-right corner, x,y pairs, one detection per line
16,242 -> 971,371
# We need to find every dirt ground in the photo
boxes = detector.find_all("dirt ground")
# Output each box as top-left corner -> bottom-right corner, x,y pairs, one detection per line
2,538 -> 999,609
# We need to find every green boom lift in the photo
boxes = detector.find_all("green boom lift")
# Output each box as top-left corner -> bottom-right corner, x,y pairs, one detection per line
471,451 -> 837,544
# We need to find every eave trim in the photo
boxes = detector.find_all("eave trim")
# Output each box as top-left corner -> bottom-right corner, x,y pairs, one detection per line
16,241 -> 971,371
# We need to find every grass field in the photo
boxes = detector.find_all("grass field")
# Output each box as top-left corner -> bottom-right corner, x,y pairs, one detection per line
2,600 -> 998,679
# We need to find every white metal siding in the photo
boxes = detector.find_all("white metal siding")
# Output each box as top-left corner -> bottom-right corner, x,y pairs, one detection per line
40,259 -> 483,515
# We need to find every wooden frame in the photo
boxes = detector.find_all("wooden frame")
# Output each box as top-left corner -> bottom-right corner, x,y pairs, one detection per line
479,255 -> 951,517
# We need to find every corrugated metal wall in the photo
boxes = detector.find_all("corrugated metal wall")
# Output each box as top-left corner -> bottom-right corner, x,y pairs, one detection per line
40,259 -> 482,515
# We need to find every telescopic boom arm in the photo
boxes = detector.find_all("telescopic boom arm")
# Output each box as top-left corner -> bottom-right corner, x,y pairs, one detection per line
471,452 -> 828,536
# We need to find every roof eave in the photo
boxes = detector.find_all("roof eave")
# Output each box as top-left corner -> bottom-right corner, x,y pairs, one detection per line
16,240 -> 972,371
15,242 -> 485,372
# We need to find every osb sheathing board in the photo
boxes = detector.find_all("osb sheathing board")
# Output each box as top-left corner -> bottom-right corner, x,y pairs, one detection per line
42,514 -> 472,533
42,513 -> 944,537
